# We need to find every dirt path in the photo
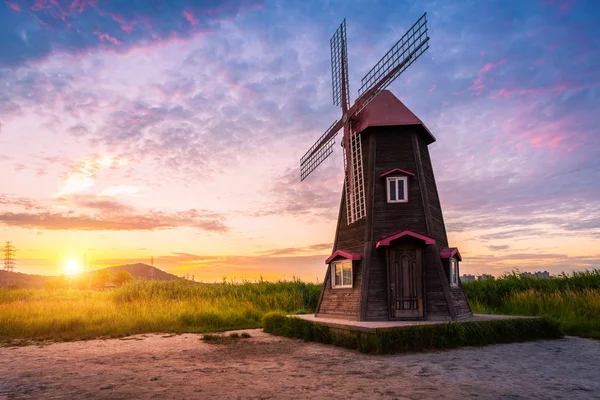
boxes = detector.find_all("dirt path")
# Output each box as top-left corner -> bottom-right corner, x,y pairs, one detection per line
1,330 -> 599,399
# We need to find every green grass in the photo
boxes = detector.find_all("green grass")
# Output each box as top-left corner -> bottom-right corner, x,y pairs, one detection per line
0,279 -> 320,345
463,270 -> 600,339
201,332 -> 252,344
263,312 -> 563,354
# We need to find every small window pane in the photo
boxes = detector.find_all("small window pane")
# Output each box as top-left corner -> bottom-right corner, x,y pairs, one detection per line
397,179 -> 405,200
389,180 -> 396,201
450,260 -> 458,285
342,262 -> 352,286
334,264 -> 342,286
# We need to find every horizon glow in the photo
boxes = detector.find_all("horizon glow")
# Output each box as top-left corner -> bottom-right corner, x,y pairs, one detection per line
0,0 -> 599,281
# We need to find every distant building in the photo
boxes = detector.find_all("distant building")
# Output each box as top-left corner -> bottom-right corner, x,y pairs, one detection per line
460,274 -> 476,282
521,271 -> 552,279
477,274 -> 495,281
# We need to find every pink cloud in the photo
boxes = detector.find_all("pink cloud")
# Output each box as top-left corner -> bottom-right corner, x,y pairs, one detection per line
558,0 -> 576,14
111,14 -> 134,33
182,10 -> 198,26
455,59 -> 506,96
94,31 -> 122,45
6,1 -> 21,11
69,0 -> 97,13
480,59 -> 505,74
428,84 -> 437,93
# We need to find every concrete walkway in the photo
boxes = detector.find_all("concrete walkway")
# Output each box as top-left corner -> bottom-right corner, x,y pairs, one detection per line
295,313 -> 528,333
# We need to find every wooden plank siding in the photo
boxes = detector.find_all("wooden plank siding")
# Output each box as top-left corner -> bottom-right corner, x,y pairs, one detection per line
316,124 -> 471,322
418,135 -> 449,247
316,133 -> 372,320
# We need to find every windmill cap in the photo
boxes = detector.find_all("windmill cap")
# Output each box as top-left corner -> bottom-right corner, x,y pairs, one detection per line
355,90 -> 436,144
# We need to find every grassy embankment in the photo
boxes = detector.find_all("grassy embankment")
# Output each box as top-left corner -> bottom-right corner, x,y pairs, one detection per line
0,279 -> 320,345
463,270 -> 600,339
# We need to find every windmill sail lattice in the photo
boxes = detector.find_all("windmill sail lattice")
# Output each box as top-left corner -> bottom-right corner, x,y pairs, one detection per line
355,13 -> 429,115
299,13 -> 429,226
331,19 -> 350,108
344,125 -> 365,224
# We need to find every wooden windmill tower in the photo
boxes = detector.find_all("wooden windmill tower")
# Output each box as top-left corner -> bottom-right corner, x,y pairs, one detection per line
300,14 -> 472,321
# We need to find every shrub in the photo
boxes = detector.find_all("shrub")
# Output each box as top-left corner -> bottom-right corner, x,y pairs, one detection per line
263,314 -> 563,354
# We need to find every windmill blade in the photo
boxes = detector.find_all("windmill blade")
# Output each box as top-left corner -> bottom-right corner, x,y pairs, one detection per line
300,119 -> 344,181
331,19 -> 350,108
352,13 -> 429,116
343,122 -> 366,224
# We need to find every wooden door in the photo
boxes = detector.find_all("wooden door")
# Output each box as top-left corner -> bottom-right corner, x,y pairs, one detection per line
388,246 -> 423,318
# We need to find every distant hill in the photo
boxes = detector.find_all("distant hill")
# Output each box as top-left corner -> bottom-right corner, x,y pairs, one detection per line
0,270 -> 51,289
0,263 -> 180,289
98,263 -> 180,281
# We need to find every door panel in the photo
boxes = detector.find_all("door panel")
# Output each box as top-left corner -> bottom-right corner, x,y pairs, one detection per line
388,246 -> 423,318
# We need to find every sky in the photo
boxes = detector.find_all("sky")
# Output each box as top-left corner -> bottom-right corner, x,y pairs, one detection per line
0,0 -> 599,281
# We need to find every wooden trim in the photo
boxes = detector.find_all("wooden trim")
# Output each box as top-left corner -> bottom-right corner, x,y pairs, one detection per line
359,134 -> 376,321
380,168 -> 415,177
411,132 -> 433,236
330,260 -> 353,288
314,265 -> 329,316
376,230 -> 436,248
325,250 -> 362,264
359,241 -> 372,320
432,244 -> 457,319
386,176 -> 408,203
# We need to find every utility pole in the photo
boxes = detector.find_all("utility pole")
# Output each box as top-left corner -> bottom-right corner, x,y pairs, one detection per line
150,256 -> 155,280
3,241 -> 16,287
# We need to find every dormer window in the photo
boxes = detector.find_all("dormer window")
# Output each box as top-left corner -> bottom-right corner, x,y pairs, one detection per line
331,259 -> 353,288
387,176 -> 408,203
325,250 -> 361,289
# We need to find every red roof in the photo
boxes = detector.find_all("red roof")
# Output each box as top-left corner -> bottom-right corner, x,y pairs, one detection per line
440,247 -> 462,261
376,230 -> 436,248
355,90 -> 436,144
325,250 -> 362,264
380,168 -> 415,178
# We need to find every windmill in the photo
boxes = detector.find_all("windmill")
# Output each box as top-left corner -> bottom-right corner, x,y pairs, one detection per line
301,14 -> 472,322
300,13 -> 430,225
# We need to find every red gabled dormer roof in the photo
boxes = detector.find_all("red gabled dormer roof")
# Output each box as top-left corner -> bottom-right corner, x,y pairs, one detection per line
325,250 -> 362,264
375,230 -> 436,248
380,168 -> 415,178
355,90 -> 436,144
440,247 -> 462,261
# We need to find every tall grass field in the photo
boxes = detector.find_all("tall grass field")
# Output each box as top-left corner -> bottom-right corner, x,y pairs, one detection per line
0,279 -> 320,345
1,269 -> 599,345
463,270 -> 600,339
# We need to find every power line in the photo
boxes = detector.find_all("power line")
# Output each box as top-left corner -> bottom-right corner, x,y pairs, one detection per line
3,241 -> 16,287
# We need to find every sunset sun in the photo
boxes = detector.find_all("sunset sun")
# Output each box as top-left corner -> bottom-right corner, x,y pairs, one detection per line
65,260 -> 82,276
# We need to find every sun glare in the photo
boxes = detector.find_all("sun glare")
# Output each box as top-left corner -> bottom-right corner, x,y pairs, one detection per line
65,259 -> 82,275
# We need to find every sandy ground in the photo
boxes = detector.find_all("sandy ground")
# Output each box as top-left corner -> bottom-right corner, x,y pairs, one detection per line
1,330 -> 599,400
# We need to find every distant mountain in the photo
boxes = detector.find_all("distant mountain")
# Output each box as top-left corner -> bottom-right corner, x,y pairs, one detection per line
99,263 -> 180,281
0,263 -> 180,289
0,270 -> 51,289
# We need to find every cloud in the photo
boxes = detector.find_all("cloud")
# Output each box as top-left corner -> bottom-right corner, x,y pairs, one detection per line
98,185 -> 140,197
0,194 -> 46,211
55,194 -> 134,213
0,0 -> 264,67
487,244 -> 509,251
0,208 -> 228,232
256,243 -> 331,257
54,155 -> 127,197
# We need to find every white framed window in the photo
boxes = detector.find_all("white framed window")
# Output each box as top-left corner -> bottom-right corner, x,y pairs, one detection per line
386,176 -> 408,203
331,259 -> 353,288
449,258 -> 458,286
